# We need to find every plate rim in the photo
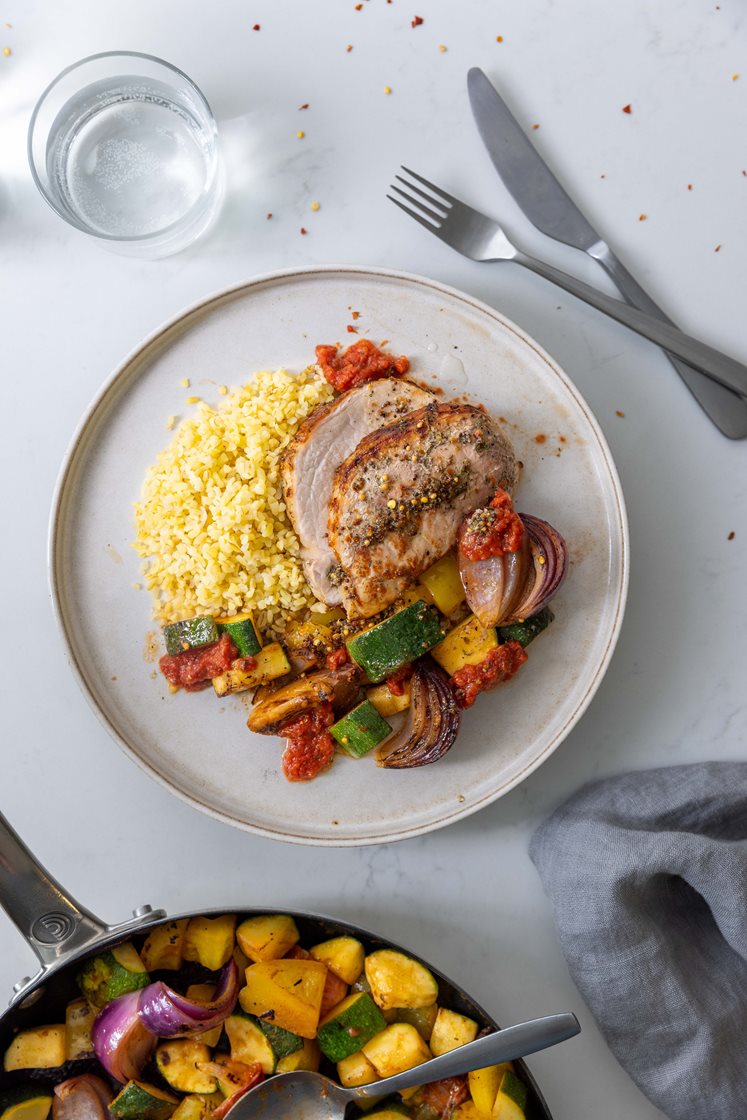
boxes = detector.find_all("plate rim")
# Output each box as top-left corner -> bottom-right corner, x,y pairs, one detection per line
48,263 -> 629,846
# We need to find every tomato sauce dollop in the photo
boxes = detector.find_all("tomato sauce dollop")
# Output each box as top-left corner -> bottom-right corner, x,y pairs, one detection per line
385,664 -> 414,696
281,702 -> 337,782
325,647 -> 349,671
458,487 -> 524,562
451,640 -> 528,709
159,633 -> 238,691
315,339 -> 410,393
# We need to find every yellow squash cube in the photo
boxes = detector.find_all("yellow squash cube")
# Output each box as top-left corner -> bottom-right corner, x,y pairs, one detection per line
429,1007 -> 478,1056
239,958 -> 327,1038
362,1023 -> 431,1078
236,915 -> 300,962
183,915 -> 236,971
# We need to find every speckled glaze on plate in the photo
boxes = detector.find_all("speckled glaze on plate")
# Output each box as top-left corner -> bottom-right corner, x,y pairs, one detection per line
49,266 -> 628,845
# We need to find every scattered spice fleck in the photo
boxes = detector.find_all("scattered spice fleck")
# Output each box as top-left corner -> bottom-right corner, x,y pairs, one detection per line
384,85 -> 392,94
346,43 -> 353,51
2,46 -> 11,57
180,378 -> 190,387
186,396 -> 200,404
715,243 -> 722,252
532,123 -> 540,130
355,2 -> 362,8
218,385 -> 228,395
559,435 -> 567,443
438,44 -> 447,52
252,23 -> 260,30
622,103 -> 632,114
351,310 -> 360,319
457,794 -> 465,803
534,433 -> 547,444
310,200 -> 321,212
687,183 -> 693,191
616,410 -> 625,418
347,325 -> 358,333
496,35 -> 504,42
387,499 -> 397,509
300,227 -> 308,235
639,213 -> 647,221
411,15 -> 424,27
732,73 -> 740,81
296,130 -> 305,139
165,415 -> 176,430
266,212 -> 273,219
111,675 -> 117,682
600,173 -> 606,179
299,103 -> 309,110
132,583 -> 142,591
728,531 -> 735,540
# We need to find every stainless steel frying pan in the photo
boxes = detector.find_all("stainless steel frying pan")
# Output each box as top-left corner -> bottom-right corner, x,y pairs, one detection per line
0,812 -> 556,1119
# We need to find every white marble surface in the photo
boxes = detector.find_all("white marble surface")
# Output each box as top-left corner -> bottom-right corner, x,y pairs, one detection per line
1,1 -> 745,1117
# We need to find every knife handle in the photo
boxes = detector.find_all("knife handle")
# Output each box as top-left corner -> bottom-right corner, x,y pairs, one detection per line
590,242 -> 747,439
511,251 -> 747,402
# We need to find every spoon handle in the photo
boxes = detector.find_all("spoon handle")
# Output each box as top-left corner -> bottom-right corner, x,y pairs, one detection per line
352,1012 -> 580,1099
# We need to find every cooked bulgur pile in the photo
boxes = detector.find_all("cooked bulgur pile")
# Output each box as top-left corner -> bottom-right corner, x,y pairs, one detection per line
133,366 -> 334,635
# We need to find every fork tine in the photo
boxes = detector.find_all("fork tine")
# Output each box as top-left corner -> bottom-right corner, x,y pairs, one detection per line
389,184 -> 445,225
386,194 -> 449,241
400,165 -> 459,208
393,175 -> 450,216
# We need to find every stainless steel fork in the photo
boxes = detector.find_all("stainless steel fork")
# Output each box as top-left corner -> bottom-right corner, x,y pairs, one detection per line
388,167 -> 747,399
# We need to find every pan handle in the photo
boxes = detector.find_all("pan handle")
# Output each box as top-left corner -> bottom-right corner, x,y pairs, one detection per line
0,811 -> 164,999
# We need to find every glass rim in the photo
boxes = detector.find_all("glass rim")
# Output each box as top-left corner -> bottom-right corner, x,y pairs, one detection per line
27,49 -> 220,243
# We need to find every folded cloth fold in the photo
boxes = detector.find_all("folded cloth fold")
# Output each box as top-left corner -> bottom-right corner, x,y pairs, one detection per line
529,762 -> 747,1120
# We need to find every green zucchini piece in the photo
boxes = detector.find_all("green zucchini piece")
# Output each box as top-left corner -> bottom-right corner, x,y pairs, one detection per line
258,1018 -> 304,1061
110,1081 -> 179,1120
346,601 -> 444,683
163,616 -> 219,656
493,1070 -> 528,1119
216,613 -> 262,657
225,1011 -> 303,1072
498,607 -> 554,648
395,1004 -> 438,1041
76,943 -> 149,1008
155,1040 -> 216,1093
317,992 -> 388,1062
0,1086 -> 53,1120
331,701 -> 393,758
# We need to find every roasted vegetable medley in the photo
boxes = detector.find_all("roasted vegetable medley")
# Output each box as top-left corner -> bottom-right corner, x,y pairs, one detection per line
1,915 -> 530,1120
157,487 -> 566,783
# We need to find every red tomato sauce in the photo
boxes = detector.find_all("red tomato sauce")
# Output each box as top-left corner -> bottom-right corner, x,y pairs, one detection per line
325,647 -> 349,671
458,487 -> 524,561
386,664 -> 414,695
281,702 -> 337,781
159,633 -> 238,691
315,339 -> 410,392
451,640 -> 528,708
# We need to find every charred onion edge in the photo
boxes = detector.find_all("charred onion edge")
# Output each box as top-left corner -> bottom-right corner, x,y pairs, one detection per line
508,514 -> 568,622
376,664 -> 460,768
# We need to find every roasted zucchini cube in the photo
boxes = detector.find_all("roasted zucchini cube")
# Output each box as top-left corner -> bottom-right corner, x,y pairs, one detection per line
317,993 -> 388,1062
3,1026 -> 65,1072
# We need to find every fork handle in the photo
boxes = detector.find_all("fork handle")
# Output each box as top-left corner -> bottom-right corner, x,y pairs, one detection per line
512,251 -> 747,399
590,241 -> 747,438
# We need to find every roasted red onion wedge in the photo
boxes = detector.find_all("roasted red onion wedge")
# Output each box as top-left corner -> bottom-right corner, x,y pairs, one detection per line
53,1075 -> 113,1120
91,989 -> 156,1083
507,515 -> 568,623
138,959 -> 239,1036
377,665 -> 460,768
459,529 -> 531,628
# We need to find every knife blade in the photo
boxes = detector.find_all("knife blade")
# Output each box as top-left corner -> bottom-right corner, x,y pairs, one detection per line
466,66 -> 747,438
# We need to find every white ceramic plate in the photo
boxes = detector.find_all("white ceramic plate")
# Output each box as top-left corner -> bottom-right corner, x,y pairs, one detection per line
50,266 -> 628,845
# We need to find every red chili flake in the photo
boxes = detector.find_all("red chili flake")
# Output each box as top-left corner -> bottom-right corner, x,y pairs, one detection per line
300,227 -> 308,235
715,244 -> 722,252
411,14 -> 424,26
687,183 -> 693,190
559,434 -> 567,442
347,324 -> 358,333
266,212 -> 273,219
351,310 -> 361,319
298,103 -> 309,110
252,23 -> 260,30
355,2 -> 363,8
496,35 -> 504,42
534,433 -> 547,444
728,531 -> 735,540
346,43 -> 353,51
532,123 -> 540,130
742,170 -> 747,177
622,103 -> 632,113
616,410 -> 625,418
639,214 -> 647,221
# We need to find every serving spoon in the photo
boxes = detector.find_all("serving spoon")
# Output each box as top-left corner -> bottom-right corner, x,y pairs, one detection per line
225,1012 -> 581,1119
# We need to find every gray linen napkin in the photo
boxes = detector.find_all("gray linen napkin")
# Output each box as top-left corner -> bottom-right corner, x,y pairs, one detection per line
529,762 -> 747,1120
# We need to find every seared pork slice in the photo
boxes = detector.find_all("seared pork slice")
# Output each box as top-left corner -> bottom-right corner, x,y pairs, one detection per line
328,402 -> 518,617
281,378 -> 433,603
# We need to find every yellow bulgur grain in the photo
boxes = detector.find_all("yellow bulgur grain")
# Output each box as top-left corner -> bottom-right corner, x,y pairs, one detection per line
133,366 -> 334,636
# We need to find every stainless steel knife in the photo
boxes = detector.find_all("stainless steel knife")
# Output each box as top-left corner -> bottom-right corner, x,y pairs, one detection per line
467,66 -> 747,439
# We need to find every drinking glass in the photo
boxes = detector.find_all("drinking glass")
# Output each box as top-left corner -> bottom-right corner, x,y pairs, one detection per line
28,51 -> 223,258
